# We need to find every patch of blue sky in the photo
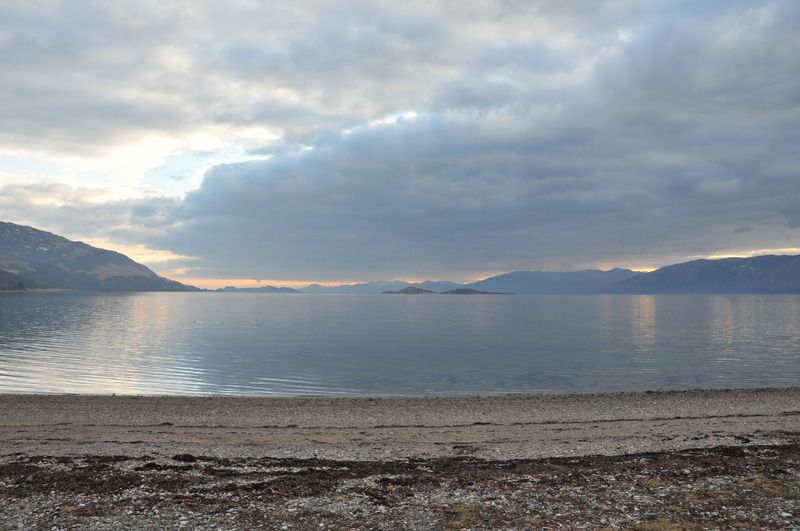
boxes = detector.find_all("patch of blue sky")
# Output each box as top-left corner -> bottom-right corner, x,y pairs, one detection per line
144,145 -> 270,197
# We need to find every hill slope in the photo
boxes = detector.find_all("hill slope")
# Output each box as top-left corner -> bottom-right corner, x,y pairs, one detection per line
0,221 -> 197,291
0,269 -> 25,290
612,255 -> 800,294
468,269 -> 637,294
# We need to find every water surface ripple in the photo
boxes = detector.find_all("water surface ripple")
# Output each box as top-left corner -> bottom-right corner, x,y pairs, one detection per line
1,292 -> 798,395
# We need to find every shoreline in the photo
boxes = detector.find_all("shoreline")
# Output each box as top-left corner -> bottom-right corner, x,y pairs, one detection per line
2,387 -> 799,528
4,383 -> 799,398
2,387 -> 799,461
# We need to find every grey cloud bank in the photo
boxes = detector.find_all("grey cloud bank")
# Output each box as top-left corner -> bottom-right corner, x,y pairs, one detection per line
0,1 -> 798,281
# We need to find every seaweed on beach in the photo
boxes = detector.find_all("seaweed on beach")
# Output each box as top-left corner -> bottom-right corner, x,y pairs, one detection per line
1,443 -> 798,529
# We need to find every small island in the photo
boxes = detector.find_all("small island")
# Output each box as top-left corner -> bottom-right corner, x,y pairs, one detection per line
382,286 -> 435,294
383,286 -> 510,295
216,286 -> 299,293
441,288 -> 508,295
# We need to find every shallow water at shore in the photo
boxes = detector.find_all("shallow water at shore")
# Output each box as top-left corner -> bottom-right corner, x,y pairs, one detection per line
1,291 -> 799,395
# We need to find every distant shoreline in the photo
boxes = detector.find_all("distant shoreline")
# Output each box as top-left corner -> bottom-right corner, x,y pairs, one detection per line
2,384 -> 799,399
4,289 -> 800,295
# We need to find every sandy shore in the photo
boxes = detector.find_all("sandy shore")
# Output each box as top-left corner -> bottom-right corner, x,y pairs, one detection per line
2,387 -> 799,460
1,388 -> 799,529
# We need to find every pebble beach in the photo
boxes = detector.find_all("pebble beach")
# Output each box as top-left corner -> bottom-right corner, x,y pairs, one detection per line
1,388 -> 799,529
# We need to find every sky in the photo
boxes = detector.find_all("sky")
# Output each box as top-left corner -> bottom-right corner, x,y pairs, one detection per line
1,0 -> 799,288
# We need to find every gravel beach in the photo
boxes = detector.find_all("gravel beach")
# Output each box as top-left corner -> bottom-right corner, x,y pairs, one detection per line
1,388 -> 799,529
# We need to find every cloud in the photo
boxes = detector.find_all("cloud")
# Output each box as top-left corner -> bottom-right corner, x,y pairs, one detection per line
0,0 -> 640,158
1,1 -> 799,280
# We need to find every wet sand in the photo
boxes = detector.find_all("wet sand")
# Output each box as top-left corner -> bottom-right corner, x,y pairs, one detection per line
1,388 -> 799,529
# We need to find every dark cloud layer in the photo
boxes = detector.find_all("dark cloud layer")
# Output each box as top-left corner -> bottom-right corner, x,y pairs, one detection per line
1,1 -> 799,280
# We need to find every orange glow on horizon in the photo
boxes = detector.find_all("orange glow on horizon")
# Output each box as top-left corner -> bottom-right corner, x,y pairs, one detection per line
79,238 -> 196,264
165,277 -> 351,289
144,246 -> 800,290
593,262 -> 656,273
164,276 -> 465,289
698,247 -> 800,260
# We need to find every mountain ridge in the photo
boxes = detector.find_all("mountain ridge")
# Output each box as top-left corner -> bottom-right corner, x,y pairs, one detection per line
297,256 -> 800,294
0,221 -> 198,291
468,268 -> 637,294
4,221 -> 800,294
610,254 -> 800,294
302,268 -> 638,294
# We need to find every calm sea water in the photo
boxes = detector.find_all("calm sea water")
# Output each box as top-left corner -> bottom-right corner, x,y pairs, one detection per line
0,292 -> 798,396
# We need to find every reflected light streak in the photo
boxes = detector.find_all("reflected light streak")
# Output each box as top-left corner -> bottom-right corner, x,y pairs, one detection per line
631,295 -> 656,350
709,296 -> 736,346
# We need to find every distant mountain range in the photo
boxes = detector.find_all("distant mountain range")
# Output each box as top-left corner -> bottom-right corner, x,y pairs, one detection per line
0,221 -> 197,291
3,220 -> 800,294
303,269 -> 637,294
302,280 -> 464,294
611,255 -> 800,294
305,257 -> 800,294
216,285 -> 299,293
469,269 -> 637,294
